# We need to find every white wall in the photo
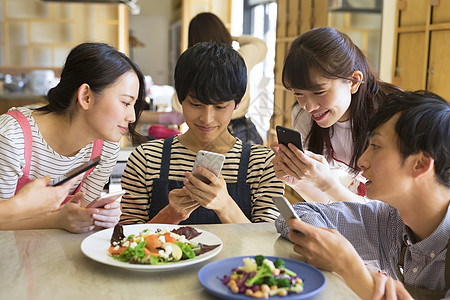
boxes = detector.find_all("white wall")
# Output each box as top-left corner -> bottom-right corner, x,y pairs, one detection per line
129,0 -> 172,85
379,0 -> 396,83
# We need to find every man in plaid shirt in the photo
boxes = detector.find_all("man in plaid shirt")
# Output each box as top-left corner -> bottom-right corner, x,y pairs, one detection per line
275,91 -> 450,300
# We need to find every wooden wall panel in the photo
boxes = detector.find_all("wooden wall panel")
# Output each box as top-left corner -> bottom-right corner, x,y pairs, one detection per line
431,0 -> 450,24
398,0 -> 427,27
428,30 -> 450,100
393,32 -> 426,90
272,0 -> 327,203
392,0 -> 450,101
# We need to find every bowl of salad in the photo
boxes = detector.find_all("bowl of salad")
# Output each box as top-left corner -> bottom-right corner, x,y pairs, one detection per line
81,224 -> 222,271
198,255 -> 326,299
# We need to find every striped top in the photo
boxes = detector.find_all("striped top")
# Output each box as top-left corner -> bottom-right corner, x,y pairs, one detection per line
120,136 -> 284,224
0,107 -> 119,202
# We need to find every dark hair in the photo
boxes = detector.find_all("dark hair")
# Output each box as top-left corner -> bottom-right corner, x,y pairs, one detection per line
174,42 -> 246,106
37,42 -> 146,144
188,12 -> 232,48
367,90 -> 450,187
282,27 -> 399,173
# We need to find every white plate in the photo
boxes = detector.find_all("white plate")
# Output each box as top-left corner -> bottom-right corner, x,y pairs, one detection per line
81,224 -> 223,271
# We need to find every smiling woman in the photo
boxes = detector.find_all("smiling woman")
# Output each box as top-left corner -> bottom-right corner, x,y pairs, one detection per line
271,26 -> 400,205
0,42 -> 146,233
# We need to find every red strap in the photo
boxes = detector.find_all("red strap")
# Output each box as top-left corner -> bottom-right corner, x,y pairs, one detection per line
71,139 -> 103,195
6,110 -> 32,179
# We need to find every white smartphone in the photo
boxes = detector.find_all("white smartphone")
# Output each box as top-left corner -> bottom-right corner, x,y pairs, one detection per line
192,150 -> 226,184
273,196 -> 300,221
273,196 -> 304,235
86,190 -> 125,208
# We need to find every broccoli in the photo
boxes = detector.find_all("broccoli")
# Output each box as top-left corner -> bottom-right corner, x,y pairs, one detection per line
274,258 -> 284,268
263,276 -> 277,286
254,255 -> 265,266
276,277 -> 291,288
275,259 -> 296,277
245,263 -> 273,287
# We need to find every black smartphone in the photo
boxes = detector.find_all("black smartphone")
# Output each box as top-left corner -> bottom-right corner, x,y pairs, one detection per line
276,125 -> 304,152
52,156 -> 102,186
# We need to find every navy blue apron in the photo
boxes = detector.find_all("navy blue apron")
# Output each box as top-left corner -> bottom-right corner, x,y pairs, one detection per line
149,136 -> 252,224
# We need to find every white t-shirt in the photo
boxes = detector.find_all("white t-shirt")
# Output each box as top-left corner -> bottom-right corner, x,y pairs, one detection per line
292,105 -> 367,196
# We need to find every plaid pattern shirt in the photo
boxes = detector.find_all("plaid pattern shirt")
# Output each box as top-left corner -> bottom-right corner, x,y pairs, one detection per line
275,200 -> 450,294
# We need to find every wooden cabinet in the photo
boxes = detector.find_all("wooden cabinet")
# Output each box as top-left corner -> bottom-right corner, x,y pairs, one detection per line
0,0 -> 128,69
392,0 -> 450,100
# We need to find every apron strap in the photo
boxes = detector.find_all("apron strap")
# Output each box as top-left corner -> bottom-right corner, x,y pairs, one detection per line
6,110 -> 32,193
160,136 -> 175,181
237,142 -> 251,183
71,139 -> 103,195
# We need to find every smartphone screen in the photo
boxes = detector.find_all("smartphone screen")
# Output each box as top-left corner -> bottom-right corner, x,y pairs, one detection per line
51,156 -> 102,186
276,126 -> 304,152
192,150 -> 225,184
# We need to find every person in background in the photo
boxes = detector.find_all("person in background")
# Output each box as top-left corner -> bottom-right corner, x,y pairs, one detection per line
276,91 -> 449,299
120,42 -> 283,225
141,12 -> 268,144
0,176 -> 80,225
271,26 -> 400,203
0,42 -> 146,233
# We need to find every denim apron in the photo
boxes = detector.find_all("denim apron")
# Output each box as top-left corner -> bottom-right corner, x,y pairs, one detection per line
397,239 -> 450,299
148,136 -> 252,224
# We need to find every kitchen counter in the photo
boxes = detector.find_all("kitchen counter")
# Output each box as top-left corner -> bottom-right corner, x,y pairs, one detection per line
0,223 -> 359,300
0,91 -> 48,114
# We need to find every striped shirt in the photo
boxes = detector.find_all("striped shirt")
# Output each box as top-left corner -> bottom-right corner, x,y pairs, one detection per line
275,201 -> 450,293
0,107 -> 119,203
120,136 -> 284,224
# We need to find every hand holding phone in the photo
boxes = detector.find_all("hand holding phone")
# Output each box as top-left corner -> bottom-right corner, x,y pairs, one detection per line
273,196 -> 304,236
276,126 -> 304,152
86,190 -> 125,208
192,150 -> 226,184
273,196 -> 300,221
52,156 -> 102,186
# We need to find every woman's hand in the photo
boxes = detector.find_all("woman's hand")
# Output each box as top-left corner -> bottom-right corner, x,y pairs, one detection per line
56,192 -> 95,233
90,200 -> 122,228
370,272 -> 413,300
270,142 -> 300,186
272,142 -> 338,192
182,168 -> 250,223
12,175 -> 79,218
